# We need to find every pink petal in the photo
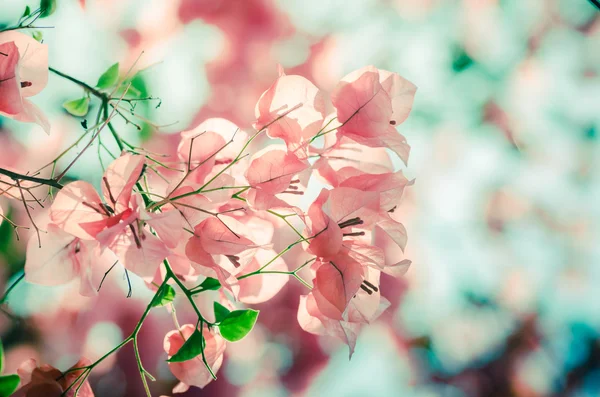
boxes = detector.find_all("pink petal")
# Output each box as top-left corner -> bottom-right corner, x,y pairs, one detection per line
340,171 -> 411,210
376,219 -> 408,252
332,66 -> 412,165
25,224 -> 78,287
314,135 -> 393,187
255,71 -> 325,155
378,69 -> 417,126
327,187 -> 380,227
297,294 -> 360,358
50,181 -> 108,240
305,189 -> 342,258
0,31 -> 48,97
102,154 -> 145,212
346,267 -> 383,323
197,216 -> 255,256
108,227 -> 169,279
312,255 -> 363,320
245,147 -> 308,194
0,41 -> 24,117
332,66 -> 392,142
14,99 -> 51,133
185,236 -> 239,294
141,208 -> 183,249
179,118 -> 246,165
164,324 -> 225,392
168,187 -> 213,228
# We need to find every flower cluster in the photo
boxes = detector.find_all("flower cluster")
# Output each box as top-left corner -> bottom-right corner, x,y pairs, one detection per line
1,30 -> 416,396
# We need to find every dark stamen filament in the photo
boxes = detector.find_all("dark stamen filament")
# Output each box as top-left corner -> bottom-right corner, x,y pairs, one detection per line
103,176 -> 117,205
343,231 -> 365,237
226,255 -> 241,268
281,190 -> 304,195
363,280 -> 378,292
338,217 -> 363,229
128,224 -> 142,249
360,285 -> 374,295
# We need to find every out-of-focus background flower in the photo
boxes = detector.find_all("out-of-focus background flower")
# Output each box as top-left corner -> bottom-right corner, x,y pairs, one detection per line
1,0 -> 600,396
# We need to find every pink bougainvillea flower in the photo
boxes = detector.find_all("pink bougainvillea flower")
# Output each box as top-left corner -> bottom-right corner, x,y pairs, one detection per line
298,266 -> 390,358
185,215 -> 258,292
164,324 -> 226,393
0,31 -> 50,133
331,66 -> 416,165
255,66 -> 326,158
245,146 -> 309,211
25,224 -> 117,296
176,118 -> 247,187
304,186 -> 380,259
311,252 -> 364,320
184,237 -> 239,294
50,154 -> 175,278
14,358 -> 94,397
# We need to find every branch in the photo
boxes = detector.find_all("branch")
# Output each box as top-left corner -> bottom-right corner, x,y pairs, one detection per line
0,168 -> 63,189
49,67 -> 106,99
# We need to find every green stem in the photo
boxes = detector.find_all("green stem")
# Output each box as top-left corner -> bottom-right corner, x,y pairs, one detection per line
0,273 -> 25,304
49,67 -> 106,99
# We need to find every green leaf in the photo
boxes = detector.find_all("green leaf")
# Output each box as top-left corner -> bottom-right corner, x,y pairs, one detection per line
96,63 -> 120,90
21,6 -> 31,19
213,302 -> 230,323
167,328 -> 204,363
0,374 -> 20,397
39,0 -> 56,17
152,284 -> 176,307
218,309 -> 259,342
198,277 -> 221,291
32,31 -> 43,42
62,97 -> 90,117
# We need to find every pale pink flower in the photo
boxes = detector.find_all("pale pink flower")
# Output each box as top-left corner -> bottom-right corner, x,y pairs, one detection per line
14,358 -> 94,397
0,31 -> 49,133
331,66 -> 416,165
255,66 -> 326,158
25,224 -> 117,296
50,154 -> 176,278
164,324 -> 225,393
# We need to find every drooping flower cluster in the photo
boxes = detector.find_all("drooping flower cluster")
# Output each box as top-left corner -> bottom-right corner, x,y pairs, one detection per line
7,35 -> 415,393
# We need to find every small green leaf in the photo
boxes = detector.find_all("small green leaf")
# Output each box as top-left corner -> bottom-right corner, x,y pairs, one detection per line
198,277 -> 221,291
32,31 -> 43,42
62,97 -> 90,117
96,63 -> 120,90
0,374 -> 20,397
167,329 -> 204,363
213,302 -> 230,323
218,309 -> 259,342
39,0 -> 56,17
152,284 -> 176,307
21,6 -> 31,19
